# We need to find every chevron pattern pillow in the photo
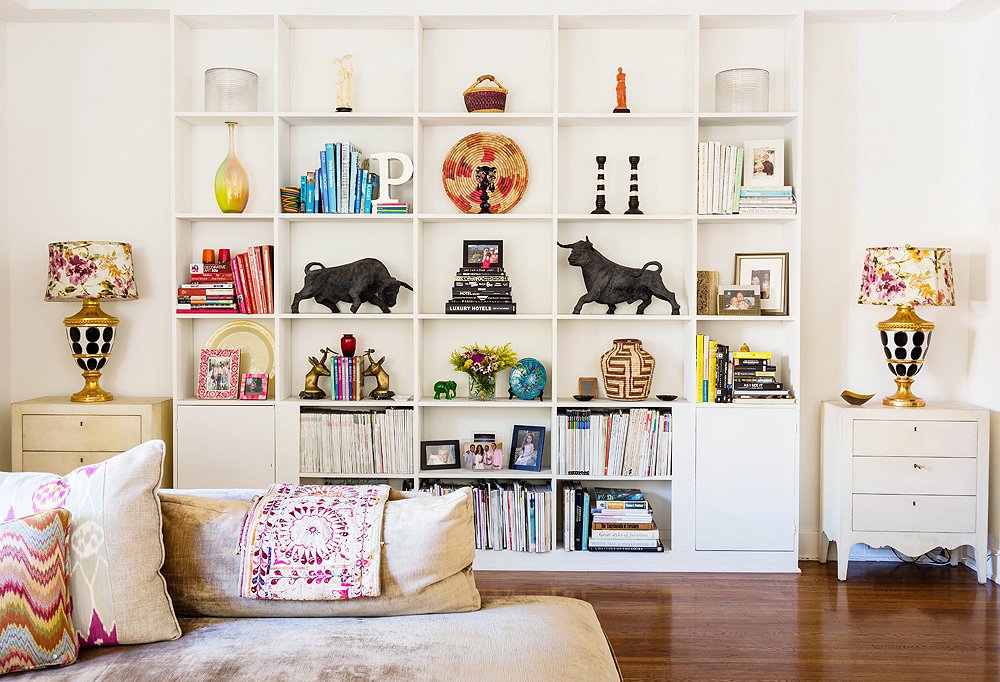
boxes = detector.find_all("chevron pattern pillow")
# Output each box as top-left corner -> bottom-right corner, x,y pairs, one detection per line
0,508 -> 78,674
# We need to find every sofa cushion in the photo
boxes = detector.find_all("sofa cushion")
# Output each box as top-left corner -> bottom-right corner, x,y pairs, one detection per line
159,487 -> 480,617
0,509 -> 78,674
21,597 -> 621,681
0,441 -> 180,648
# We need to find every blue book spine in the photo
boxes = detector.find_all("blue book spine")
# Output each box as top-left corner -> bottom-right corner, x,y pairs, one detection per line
324,143 -> 337,214
339,143 -> 350,213
363,174 -> 374,214
349,150 -> 360,214
299,175 -> 307,213
354,169 -> 364,213
581,491 -> 591,550
319,151 -> 327,213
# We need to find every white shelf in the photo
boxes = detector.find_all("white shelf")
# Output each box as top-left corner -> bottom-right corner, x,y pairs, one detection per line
171,9 -> 804,574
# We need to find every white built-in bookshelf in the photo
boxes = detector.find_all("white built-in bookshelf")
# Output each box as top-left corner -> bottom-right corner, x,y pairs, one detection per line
170,12 -> 803,572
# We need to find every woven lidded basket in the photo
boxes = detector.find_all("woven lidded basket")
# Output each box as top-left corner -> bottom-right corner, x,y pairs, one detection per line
463,74 -> 508,113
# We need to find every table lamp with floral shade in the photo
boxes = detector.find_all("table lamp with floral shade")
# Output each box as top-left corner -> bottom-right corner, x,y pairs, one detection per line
858,245 -> 954,408
45,241 -> 138,402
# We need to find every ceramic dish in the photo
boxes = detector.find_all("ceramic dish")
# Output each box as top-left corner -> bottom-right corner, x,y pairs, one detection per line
205,320 -> 275,397
572,394 -> 594,402
656,394 -> 678,401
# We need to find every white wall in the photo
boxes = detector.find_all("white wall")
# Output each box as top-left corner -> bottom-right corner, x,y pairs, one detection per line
0,10 -> 994,561
968,6 -> 1000,571
801,20 -> 976,558
0,21 -> 10,471
5,23 -> 172,416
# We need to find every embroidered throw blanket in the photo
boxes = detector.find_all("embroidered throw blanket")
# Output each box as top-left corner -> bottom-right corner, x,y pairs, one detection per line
238,483 -> 390,601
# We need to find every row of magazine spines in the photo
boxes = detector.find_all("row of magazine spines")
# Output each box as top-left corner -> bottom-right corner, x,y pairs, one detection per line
422,481 -> 553,553
298,409 -> 412,475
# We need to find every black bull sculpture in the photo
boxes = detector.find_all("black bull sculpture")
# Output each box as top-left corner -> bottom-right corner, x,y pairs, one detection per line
291,258 -> 412,314
558,237 -> 681,315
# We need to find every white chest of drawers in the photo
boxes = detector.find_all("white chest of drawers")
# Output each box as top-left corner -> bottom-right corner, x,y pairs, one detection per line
820,401 -> 990,583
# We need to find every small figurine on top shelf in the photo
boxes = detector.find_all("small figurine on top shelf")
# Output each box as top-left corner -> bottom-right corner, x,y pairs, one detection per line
613,67 -> 630,113
332,53 -> 353,112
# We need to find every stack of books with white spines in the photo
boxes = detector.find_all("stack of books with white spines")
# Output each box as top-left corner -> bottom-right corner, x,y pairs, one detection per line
738,186 -> 797,215
587,488 -> 663,553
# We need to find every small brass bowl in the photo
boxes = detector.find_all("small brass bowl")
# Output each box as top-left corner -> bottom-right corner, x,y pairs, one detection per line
841,390 -> 875,406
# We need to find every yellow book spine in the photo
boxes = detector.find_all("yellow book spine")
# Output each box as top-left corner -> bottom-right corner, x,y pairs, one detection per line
696,334 -> 704,403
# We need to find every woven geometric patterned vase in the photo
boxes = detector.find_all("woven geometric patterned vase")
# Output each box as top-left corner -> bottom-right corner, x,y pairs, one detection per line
600,338 -> 655,401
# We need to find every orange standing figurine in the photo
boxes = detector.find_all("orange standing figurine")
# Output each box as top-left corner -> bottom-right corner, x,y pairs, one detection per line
613,66 -> 630,113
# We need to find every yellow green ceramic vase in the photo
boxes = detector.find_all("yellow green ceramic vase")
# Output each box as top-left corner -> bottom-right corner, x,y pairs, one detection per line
214,121 -> 250,213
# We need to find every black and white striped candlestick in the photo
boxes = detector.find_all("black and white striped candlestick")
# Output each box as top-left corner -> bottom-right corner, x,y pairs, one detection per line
591,155 -> 610,214
625,155 -> 643,215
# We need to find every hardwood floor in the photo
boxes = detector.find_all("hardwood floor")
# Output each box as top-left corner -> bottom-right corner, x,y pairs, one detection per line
477,561 -> 998,680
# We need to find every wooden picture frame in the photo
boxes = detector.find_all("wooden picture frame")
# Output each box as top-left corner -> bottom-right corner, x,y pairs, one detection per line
463,239 -> 504,269
240,373 -> 269,400
578,377 -> 598,398
421,440 -> 461,470
734,252 -> 789,316
717,285 -> 762,316
197,348 -> 241,399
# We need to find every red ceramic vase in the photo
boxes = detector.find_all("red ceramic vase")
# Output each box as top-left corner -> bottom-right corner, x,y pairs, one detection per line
340,333 -> 356,358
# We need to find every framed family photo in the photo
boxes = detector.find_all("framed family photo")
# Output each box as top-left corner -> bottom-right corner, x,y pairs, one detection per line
742,139 -> 785,188
463,441 -> 504,470
463,239 -> 504,269
735,252 -> 789,315
421,440 -> 460,470
509,425 -> 545,472
240,373 -> 269,400
197,348 -> 241,399
718,285 -> 762,316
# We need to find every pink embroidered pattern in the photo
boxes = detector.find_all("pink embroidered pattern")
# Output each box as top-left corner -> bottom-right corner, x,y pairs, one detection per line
238,484 -> 390,601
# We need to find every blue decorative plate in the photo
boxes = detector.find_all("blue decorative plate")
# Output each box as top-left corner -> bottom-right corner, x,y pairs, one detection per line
509,358 -> 547,400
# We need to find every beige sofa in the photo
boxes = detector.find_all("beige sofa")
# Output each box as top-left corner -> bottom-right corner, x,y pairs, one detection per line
24,489 -> 621,682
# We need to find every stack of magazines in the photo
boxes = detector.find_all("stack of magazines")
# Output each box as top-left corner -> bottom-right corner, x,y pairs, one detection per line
299,408 -> 412,475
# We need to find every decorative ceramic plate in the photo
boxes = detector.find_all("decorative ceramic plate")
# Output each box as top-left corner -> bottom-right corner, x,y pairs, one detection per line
509,357 -> 546,400
205,320 -> 275,397
442,131 -> 528,214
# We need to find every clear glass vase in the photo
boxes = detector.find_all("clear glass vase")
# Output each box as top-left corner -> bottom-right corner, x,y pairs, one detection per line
214,121 -> 250,213
469,373 -> 497,401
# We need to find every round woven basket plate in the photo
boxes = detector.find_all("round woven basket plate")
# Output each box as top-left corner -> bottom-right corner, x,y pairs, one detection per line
205,320 -> 275,398
441,132 -> 528,214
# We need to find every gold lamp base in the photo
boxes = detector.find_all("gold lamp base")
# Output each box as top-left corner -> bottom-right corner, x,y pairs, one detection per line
64,298 -> 119,403
876,305 -> 934,408
883,376 -> 925,408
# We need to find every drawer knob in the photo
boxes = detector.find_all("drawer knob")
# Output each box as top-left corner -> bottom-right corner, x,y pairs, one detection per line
913,500 -> 917,506
913,463 -> 924,470
79,421 -> 84,427
913,426 -> 917,432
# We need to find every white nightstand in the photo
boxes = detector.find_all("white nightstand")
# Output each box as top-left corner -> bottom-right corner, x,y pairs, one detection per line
820,401 -> 990,583
11,396 -> 173,487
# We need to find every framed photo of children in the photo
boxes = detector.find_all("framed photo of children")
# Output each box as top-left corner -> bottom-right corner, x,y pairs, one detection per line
717,285 -> 762,316
240,373 -> 269,400
421,440 -> 461,470
463,240 -> 504,269
735,252 -> 789,316
509,425 -> 545,472
742,139 -> 785,188
197,348 -> 241,399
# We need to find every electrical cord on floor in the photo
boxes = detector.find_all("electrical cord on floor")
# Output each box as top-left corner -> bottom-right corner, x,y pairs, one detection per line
890,547 -> 952,565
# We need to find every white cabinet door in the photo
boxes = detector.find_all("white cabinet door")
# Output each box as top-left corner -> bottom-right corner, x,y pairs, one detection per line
176,406 -> 275,489
695,408 -> 796,551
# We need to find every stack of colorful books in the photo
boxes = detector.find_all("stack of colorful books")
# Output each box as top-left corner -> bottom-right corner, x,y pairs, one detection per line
738,186 -> 797,215
177,261 -> 236,314
445,266 -> 515,314
280,186 -> 300,213
587,488 -> 663,552
328,355 -> 365,401
295,141 -> 381,214
374,201 -> 408,215
696,337 -> 792,402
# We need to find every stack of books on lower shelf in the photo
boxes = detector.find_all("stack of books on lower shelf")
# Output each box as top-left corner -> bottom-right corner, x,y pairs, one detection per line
445,266 -> 516,315
738,186 -> 797,215
563,487 -> 662,553
696,338 -> 792,402
298,408 -> 413,475
422,480 -> 552,553
557,408 -> 672,476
